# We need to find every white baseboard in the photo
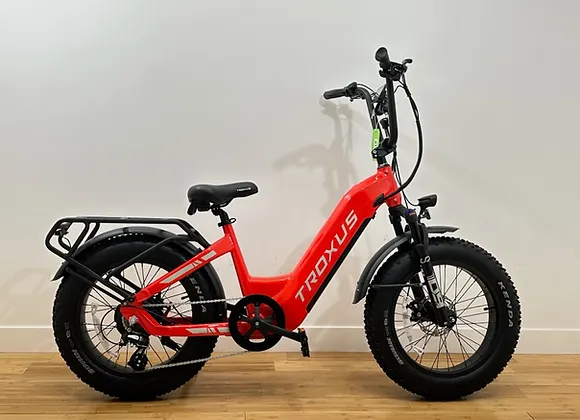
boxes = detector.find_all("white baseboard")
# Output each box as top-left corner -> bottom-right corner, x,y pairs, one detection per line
1,325 -> 579,354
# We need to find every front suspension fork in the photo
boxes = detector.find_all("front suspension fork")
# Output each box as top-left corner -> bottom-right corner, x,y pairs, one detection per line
404,208 -> 451,327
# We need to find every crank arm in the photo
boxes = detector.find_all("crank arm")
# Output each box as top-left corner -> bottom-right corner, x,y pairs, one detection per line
255,320 -> 301,342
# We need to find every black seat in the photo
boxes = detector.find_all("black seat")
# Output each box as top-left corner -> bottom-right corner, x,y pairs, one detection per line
187,181 -> 258,207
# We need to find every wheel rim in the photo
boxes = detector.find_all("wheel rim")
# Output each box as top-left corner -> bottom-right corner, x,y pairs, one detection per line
79,262 -> 193,373
390,263 -> 497,374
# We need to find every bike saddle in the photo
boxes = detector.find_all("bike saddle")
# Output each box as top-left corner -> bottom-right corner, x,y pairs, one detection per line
187,182 -> 258,209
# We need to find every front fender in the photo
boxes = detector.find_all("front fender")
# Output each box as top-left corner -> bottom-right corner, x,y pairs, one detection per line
51,226 -> 226,306
352,225 -> 458,304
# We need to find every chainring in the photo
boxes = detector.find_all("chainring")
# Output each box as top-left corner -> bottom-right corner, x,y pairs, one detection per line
228,294 -> 286,352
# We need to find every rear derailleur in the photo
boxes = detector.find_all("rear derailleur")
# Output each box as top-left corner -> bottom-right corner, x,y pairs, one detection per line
116,294 -> 182,371
121,325 -> 150,372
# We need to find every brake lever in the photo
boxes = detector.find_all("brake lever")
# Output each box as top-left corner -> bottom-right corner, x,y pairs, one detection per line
344,81 -> 358,97
401,58 -> 413,71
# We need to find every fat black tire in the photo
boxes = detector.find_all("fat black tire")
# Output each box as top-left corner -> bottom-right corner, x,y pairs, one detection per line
52,234 -> 222,400
364,236 -> 521,400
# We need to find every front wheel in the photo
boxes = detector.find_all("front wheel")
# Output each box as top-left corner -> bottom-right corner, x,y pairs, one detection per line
364,236 -> 521,400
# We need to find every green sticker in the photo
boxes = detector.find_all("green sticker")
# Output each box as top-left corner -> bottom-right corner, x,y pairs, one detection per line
371,128 -> 380,158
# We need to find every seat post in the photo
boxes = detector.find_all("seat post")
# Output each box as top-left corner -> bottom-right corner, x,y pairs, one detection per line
211,206 -> 236,228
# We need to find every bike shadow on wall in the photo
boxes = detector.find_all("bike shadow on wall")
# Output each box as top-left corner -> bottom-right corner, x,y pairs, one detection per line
271,96 -> 374,347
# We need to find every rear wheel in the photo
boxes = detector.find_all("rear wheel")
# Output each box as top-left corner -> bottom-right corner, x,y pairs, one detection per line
364,236 -> 521,400
52,234 -> 222,400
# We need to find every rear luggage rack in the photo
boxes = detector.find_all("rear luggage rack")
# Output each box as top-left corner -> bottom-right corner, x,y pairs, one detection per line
45,216 -> 210,303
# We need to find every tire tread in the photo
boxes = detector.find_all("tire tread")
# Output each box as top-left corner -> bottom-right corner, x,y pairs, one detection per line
52,233 -> 219,400
363,236 -> 521,400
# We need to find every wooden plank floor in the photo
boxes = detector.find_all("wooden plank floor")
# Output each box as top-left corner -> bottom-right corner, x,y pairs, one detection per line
0,352 -> 578,420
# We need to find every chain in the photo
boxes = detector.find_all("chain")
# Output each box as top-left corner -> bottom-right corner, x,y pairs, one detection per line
147,349 -> 249,370
129,296 -> 248,370
141,296 -> 242,308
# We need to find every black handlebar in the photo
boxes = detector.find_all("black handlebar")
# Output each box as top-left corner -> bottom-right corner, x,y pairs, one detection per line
323,81 -> 358,100
375,47 -> 391,66
323,88 -> 346,100
323,46 -> 407,158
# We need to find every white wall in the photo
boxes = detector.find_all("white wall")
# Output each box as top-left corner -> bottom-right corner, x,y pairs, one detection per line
1,0 -> 579,353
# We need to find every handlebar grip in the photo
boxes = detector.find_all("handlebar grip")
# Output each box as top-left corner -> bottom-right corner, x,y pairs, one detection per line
375,47 -> 391,66
323,88 -> 345,100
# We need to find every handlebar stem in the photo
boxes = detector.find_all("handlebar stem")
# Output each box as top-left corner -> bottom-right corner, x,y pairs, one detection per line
384,78 -> 398,146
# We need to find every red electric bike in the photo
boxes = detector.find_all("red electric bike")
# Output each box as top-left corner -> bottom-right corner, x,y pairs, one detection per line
45,47 -> 521,401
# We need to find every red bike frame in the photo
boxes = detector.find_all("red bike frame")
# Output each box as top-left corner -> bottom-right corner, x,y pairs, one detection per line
119,165 -> 402,337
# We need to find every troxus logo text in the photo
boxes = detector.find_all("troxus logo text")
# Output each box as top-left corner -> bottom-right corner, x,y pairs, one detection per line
294,209 -> 358,302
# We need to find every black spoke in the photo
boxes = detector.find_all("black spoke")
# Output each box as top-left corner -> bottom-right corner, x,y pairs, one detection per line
88,320 -> 116,342
114,346 -> 121,364
452,326 -> 469,362
91,287 -> 113,308
140,263 -> 146,287
84,307 -> 110,314
120,270 -> 127,291
143,263 -> 154,285
453,275 -> 478,306
457,317 -> 487,337
413,333 -> 428,362
449,270 -> 471,303
443,265 -> 447,297
82,323 -> 116,330
149,344 -> 164,364
444,266 -> 463,297
431,335 -> 446,369
88,293 -> 114,308
133,264 -> 144,288
455,291 -> 485,308
456,292 -> 486,318
417,325 -> 436,364
440,265 -> 444,297
458,311 -> 489,319
442,333 -> 453,370
160,338 -> 172,359
396,321 -> 420,337
454,266 -> 458,302
457,303 -> 490,313
403,333 -> 431,352
163,291 -> 188,301
455,330 -> 481,352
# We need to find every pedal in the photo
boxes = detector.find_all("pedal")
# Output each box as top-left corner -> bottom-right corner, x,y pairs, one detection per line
297,328 -> 310,357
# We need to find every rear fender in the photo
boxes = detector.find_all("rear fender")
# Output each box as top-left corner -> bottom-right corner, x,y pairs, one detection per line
352,225 -> 458,304
51,226 -> 226,313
